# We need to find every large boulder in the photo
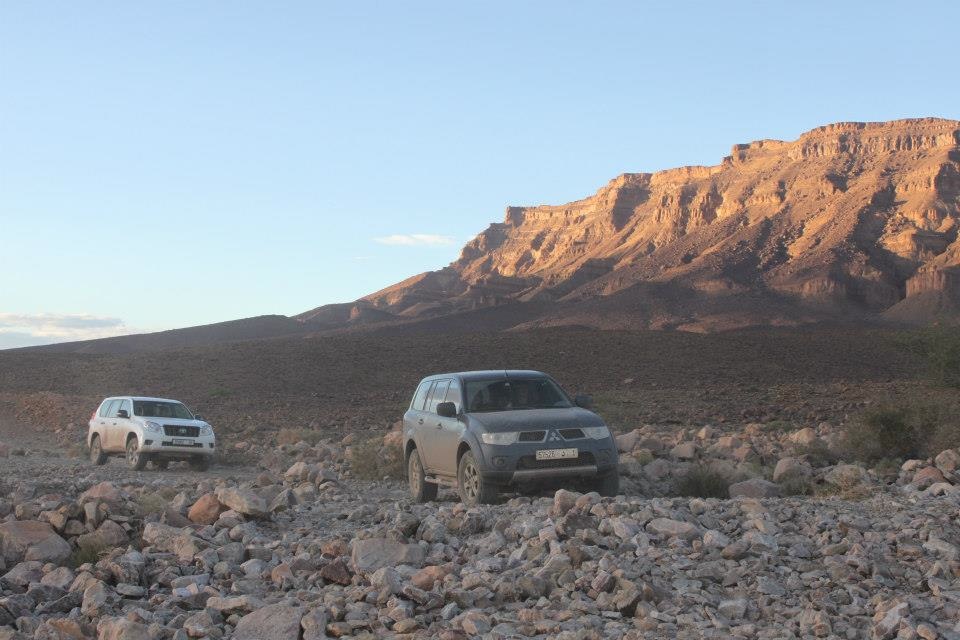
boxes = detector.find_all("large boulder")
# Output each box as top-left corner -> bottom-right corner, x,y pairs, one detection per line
80,482 -> 124,505
187,493 -> 224,525
729,478 -> 782,499
0,521 -> 71,565
141,522 -> 206,561
351,538 -> 424,575
96,617 -> 151,640
772,457 -> 812,483
645,518 -> 699,540
77,520 -> 128,552
232,603 -> 303,640
215,487 -> 268,518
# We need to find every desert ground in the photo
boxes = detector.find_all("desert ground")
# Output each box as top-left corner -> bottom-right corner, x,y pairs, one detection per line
1,326 -> 959,639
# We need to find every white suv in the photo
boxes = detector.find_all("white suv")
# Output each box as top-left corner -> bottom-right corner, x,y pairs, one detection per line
88,396 -> 216,471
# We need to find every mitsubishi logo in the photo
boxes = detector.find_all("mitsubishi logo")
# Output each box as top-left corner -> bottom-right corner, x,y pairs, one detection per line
548,430 -> 563,442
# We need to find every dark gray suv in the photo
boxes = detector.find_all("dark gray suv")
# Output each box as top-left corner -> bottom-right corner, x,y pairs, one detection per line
402,370 -> 619,505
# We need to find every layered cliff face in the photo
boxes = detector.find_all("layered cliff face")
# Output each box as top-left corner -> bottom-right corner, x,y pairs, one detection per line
300,118 -> 960,332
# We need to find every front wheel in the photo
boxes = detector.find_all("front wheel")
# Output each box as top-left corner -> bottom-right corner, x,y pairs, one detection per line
126,437 -> 147,471
89,435 -> 107,466
408,449 -> 438,503
457,451 -> 498,506
189,456 -> 211,472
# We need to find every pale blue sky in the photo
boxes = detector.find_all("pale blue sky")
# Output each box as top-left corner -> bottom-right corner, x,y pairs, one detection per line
2,1 -> 959,347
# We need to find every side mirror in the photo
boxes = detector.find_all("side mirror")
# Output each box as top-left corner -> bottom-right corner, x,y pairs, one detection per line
574,394 -> 593,410
436,402 -> 458,418
194,413 -> 203,420
116,409 -> 129,419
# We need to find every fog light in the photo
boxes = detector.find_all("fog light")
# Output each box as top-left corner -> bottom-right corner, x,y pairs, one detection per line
493,456 -> 507,468
598,449 -> 611,463
144,440 -> 153,446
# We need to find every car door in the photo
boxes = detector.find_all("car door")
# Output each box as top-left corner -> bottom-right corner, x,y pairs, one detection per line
114,399 -> 133,449
418,380 -> 449,471
409,381 -> 436,465
433,379 -> 465,476
101,399 -> 121,451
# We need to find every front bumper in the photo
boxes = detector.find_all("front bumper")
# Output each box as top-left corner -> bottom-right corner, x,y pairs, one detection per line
140,434 -> 216,457
477,437 -> 617,484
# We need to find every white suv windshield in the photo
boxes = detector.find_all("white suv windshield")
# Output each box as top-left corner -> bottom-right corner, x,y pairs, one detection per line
464,378 -> 572,413
133,401 -> 194,419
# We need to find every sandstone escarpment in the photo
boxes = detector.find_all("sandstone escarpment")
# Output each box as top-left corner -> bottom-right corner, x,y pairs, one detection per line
300,118 -> 960,331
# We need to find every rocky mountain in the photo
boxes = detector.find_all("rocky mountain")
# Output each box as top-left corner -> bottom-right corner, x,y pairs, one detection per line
301,118 -> 960,332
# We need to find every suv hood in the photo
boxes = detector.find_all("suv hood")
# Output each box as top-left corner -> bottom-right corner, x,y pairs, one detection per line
467,408 -> 604,432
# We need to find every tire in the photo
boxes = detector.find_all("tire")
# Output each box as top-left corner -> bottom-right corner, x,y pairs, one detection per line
126,437 -> 147,471
408,449 -> 438,503
457,450 -> 498,506
89,435 -> 107,466
592,470 -> 620,497
189,456 -> 211,472
154,459 -> 169,471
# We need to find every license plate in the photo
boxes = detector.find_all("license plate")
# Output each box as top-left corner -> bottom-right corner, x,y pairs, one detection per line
536,448 -> 578,461
172,438 -> 192,446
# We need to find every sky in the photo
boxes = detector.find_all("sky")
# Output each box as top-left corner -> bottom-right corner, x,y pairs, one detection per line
2,1 -> 959,348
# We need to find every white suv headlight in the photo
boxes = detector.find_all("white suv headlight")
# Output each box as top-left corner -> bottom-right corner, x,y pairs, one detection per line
481,431 -> 519,445
582,426 -> 611,440
144,421 -> 163,433
199,424 -> 213,436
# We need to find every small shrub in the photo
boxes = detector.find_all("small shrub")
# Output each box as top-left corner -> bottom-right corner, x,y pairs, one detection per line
349,437 -> 404,481
136,492 -> 168,516
762,419 -> 793,433
277,428 -> 323,446
901,328 -> 960,388
778,472 -> 814,496
790,439 -> 838,468
632,449 -> 654,466
815,475 -> 873,501
672,465 -> 731,499
839,407 -> 919,464
69,543 -> 107,568
63,444 -> 85,459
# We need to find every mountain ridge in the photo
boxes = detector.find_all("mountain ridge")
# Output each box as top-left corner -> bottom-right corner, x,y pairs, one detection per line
299,117 -> 960,332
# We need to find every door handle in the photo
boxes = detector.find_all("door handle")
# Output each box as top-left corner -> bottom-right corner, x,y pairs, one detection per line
435,423 -> 443,429
418,418 -> 424,425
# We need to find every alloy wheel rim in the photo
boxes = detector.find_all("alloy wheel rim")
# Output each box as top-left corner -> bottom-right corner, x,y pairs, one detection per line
463,460 -> 479,500
409,456 -> 421,493
127,442 -> 138,465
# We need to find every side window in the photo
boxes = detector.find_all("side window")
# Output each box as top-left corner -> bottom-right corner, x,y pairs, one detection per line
102,399 -> 121,417
426,380 -> 450,414
444,380 -> 462,412
118,399 -> 132,417
98,400 -> 114,417
410,381 -> 432,411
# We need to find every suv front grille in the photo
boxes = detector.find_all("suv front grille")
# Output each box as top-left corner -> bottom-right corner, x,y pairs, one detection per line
518,431 -> 547,442
163,425 -> 200,437
558,428 -> 585,440
516,452 -> 596,470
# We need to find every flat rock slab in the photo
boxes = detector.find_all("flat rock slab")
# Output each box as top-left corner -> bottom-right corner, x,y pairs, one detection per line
351,538 -> 425,575
232,603 -> 303,640
0,520 -> 70,565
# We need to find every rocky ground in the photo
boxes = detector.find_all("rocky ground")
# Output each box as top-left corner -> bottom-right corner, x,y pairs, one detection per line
2,418 -> 960,640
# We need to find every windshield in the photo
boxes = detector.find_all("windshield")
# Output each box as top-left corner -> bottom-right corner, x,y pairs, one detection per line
464,377 -> 573,413
133,401 -> 194,420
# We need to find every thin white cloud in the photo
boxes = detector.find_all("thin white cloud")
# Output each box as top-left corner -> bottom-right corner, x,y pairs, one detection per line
0,312 -> 138,349
374,234 -> 456,247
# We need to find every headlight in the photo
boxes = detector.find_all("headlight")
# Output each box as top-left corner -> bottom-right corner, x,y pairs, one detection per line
199,424 -> 213,436
582,426 -> 611,440
144,421 -> 163,433
480,432 -> 519,445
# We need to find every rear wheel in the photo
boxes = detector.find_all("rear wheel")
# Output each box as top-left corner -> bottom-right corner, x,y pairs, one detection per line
189,456 -> 211,472
89,435 -> 107,466
126,437 -> 147,471
408,449 -> 438,503
457,451 -> 498,506
592,470 -> 620,497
